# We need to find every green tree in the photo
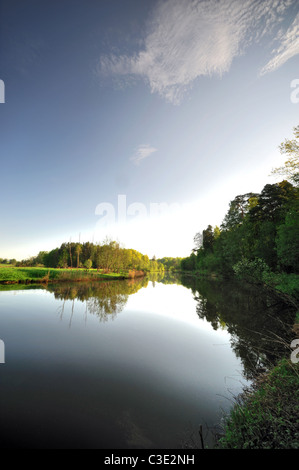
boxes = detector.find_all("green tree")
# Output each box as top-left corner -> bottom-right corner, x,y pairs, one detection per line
276,208 -> 299,272
271,125 -> 299,186
34,251 -> 48,266
57,244 -> 69,268
251,220 -> 278,268
181,253 -> 196,271
84,259 -> 93,270
202,225 -> 214,252
221,193 -> 259,230
82,242 -> 96,267
249,181 -> 296,224
44,248 -> 59,268
75,243 -> 82,268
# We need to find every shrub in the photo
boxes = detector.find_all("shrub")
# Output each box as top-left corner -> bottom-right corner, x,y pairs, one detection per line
233,257 -> 274,284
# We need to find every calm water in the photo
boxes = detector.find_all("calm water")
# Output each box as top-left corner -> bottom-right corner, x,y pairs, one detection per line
0,274 -> 295,449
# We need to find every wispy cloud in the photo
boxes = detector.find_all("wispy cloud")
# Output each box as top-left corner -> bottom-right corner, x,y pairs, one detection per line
260,11 -> 299,75
130,144 -> 157,165
98,0 -> 297,104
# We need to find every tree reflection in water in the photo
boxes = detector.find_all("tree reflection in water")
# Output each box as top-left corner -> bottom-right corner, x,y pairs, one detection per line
47,277 -> 149,323
180,274 -> 297,380
46,272 -> 296,381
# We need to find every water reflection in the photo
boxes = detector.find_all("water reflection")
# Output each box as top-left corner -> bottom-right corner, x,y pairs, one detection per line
47,271 -> 297,381
150,271 -> 180,285
1,273 -> 295,383
180,274 -> 296,380
46,277 -> 149,322
1,272 -> 295,449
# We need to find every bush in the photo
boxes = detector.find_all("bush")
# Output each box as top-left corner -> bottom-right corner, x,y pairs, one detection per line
233,257 -> 274,284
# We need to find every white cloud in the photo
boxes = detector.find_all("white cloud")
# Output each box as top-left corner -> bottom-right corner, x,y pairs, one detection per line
98,0 -> 297,104
260,11 -> 299,75
130,144 -> 157,165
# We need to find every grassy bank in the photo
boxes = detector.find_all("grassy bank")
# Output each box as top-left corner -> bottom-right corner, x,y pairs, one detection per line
0,266 -> 144,284
216,358 -> 299,449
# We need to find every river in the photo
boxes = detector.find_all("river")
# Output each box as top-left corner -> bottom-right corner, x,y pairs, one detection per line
0,273 -> 295,449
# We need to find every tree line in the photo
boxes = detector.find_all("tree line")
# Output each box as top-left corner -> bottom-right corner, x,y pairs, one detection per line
157,257 -> 183,271
0,258 -> 17,265
17,239 -> 164,273
181,125 -> 299,287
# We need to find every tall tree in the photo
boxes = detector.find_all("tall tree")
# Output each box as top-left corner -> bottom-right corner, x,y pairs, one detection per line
249,181 -> 297,224
75,243 -> 82,268
221,193 -> 259,230
69,239 -> 73,269
193,232 -> 203,253
202,225 -> 214,252
271,124 -> 299,186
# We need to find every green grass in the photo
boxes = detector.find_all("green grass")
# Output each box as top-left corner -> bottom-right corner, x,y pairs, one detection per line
0,266 -> 129,284
216,358 -> 299,449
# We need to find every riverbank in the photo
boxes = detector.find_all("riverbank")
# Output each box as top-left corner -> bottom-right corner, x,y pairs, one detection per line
180,269 -> 299,449
0,266 -> 146,285
216,358 -> 299,449
216,276 -> 299,449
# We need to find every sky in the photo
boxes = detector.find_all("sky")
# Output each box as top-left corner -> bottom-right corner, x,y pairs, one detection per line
0,0 -> 298,260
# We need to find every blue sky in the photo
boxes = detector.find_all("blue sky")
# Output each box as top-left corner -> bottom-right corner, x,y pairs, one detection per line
0,0 -> 298,260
